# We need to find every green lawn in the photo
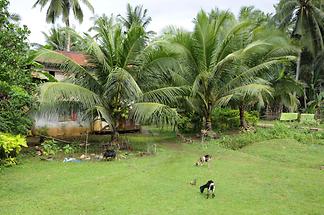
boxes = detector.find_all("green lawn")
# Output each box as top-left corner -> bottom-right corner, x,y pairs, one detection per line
1,135 -> 324,215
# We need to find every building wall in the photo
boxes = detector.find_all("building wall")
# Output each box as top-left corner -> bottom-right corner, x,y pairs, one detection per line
34,113 -> 91,137
54,71 -> 66,81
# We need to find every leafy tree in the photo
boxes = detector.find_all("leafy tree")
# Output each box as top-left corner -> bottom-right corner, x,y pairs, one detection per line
156,10 -> 297,130
0,0 -> 34,134
33,0 -> 94,51
36,15 -> 185,141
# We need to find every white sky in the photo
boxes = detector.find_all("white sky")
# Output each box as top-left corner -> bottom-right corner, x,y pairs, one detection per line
9,0 -> 279,44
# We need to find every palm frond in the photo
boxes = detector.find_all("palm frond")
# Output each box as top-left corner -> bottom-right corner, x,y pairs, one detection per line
141,86 -> 190,105
130,102 -> 178,126
84,105 -> 113,128
104,68 -> 143,101
37,82 -> 102,119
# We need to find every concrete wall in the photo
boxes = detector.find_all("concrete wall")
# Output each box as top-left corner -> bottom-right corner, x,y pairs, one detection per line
54,71 -> 66,81
34,113 -> 91,137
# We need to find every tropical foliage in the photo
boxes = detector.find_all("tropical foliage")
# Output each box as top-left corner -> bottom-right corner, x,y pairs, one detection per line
275,0 -> 324,56
27,2 -> 322,138
0,0 -> 35,135
33,0 -> 94,51
274,0 -> 324,108
0,132 -> 27,166
36,12 -> 186,140
118,3 -> 153,32
42,27 -> 83,51
154,9 -> 298,129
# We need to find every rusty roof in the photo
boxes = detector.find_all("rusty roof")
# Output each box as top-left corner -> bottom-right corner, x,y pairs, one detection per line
36,50 -> 91,66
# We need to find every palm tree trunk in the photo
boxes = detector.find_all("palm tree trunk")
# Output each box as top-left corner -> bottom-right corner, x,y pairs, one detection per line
204,103 -> 213,130
204,115 -> 212,131
304,88 -> 307,110
111,126 -> 119,142
65,18 -> 71,51
296,51 -> 301,81
239,105 -> 248,129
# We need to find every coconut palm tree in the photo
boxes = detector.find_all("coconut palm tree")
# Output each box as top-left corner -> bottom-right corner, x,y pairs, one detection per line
239,6 -> 271,24
265,68 -> 304,119
33,0 -> 94,51
274,0 -> 324,80
118,3 -> 152,31
42,27 -> 83,51
154,10 -> 298,130
36,16 -> 186,141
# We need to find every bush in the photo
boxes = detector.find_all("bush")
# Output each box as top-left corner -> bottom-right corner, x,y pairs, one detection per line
62,144 -> 75,155
177,112 -> 202,133
217,123 -> 324,150
246,111 -> 259,126
0,132 -> 27,166
0,85 -> 33,135
41,139 -> 60,156
212,108 -> 259,131
177,115 -> 194,133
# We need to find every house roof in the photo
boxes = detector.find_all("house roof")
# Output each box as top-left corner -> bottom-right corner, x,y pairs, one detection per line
36,50 -> 91,67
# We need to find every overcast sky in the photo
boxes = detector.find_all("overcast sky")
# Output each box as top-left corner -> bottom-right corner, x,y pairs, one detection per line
9,0 -> 279,44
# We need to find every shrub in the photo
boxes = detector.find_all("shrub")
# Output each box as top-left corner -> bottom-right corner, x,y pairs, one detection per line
0,132 -> 27,166
62,144 -> 75,155
0,85 -> 33,135
177,115 -> 194,133
177,112 -> 202,133
41,139 -> 60,156
246,111 -> 259,126
212,108 -> 259,131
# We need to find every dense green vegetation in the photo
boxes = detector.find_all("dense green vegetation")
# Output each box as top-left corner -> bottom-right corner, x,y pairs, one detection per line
0,1 -> 323,213
275,0 -> 324,111
32,1 -> 323,135
0,0 -> 34,135
35,7 -> 302,138
1,130 -> 323,214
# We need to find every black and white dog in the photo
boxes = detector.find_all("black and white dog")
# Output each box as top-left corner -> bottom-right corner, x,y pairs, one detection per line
196,154 -> 212,166
200,180 -> 216,199
103,149 -> 116,160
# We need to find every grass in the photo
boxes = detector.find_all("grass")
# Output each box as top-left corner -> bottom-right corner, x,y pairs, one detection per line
1,129 -> 324,214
